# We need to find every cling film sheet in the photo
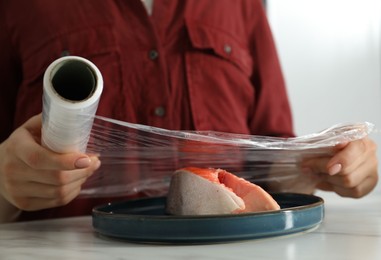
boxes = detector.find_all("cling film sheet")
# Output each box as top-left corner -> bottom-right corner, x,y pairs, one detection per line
79,116 -> 374,198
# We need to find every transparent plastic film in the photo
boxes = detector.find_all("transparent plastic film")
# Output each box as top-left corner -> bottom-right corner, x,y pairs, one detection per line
80,116 -> 374,198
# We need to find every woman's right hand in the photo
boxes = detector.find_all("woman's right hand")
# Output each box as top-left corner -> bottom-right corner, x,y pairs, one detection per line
0,114 -> 100,221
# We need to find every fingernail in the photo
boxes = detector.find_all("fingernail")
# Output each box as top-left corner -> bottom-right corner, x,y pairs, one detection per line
328,163 -> 342,175
75,157 -> 91,169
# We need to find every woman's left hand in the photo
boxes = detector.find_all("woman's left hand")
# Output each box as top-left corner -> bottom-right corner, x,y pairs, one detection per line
301,137 -> 378,198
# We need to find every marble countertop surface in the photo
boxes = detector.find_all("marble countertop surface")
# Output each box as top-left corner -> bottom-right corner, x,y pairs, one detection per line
0,190 -> 380,260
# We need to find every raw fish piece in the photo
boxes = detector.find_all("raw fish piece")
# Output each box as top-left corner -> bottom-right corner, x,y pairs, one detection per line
166,167 -> 280,215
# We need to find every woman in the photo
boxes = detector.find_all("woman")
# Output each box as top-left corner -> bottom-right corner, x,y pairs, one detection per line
0,0 -> 377,222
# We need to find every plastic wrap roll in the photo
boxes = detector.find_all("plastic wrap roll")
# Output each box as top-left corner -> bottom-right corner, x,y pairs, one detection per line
42,56 -> 103,153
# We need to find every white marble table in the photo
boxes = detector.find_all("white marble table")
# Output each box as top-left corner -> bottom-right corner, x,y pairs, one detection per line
0,191 -> 380,260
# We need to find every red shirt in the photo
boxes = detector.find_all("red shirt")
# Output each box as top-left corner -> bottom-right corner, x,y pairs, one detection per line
0,0 -> 294,220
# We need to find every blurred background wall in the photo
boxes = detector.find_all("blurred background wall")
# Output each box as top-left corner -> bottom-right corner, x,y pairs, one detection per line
266,0 -> 381,191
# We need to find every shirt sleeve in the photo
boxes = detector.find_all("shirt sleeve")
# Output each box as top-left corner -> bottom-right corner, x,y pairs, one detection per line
247,1 -> 295,138
0,7 -> 22,142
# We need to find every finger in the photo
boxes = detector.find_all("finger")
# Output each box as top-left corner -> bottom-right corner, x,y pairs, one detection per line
13,184 -> 83,211
6,178 -> 84,211
41,157 -> 100,186
303,140 -> 367,176
332,141 -> 349,151
7,117 -> 93,171
317,174 -> 378,198
327,138 -> 375,176
22,114 -> 43,139
316,181 -> 332,192
11,129 -> 94,171
17,156 -> 101,185
300,157 -> 331,175
11,174 -> 87,199
322,152 -> 377,187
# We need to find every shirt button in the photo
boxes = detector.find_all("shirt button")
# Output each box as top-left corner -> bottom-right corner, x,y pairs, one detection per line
148,49 -> 159,60
224,44 -> 232,55
154,106 -> 165,117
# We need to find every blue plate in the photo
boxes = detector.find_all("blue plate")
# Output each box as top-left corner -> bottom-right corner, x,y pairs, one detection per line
92,193 -> 324,244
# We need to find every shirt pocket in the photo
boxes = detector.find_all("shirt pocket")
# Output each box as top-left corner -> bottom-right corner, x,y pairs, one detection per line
186,20 -> 253,77
18,24 -> 123,122
185,20 -> 255,133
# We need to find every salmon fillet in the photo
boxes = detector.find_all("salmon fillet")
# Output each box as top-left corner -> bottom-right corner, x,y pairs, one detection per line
166,167 -> 280,215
